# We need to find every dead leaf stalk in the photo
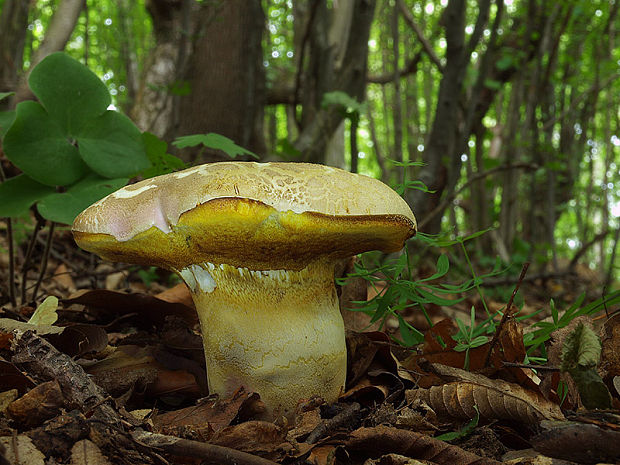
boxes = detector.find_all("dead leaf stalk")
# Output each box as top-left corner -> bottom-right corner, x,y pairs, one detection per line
484,262 -> 529,367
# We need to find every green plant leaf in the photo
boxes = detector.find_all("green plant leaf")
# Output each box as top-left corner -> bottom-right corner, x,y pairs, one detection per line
37,175 -> 128,225
459,228 -> 493,243
173,133 -> 258,159
0,110 -> 16,138
566,366 -> 612,409
3,101 -> 87,186
469,335 -> 489,348
141,132 -> 186,178
0,92 -> 13,101
559,321 -> 611,409
0,174 -> 55,218
561,322 -> 601,371
321,91 -> 366,115
77,110 -> 150,178
417,255 -> 450,282
28,52 -> 110,135
417,287 -> 462,305
436,406 -> 479,441
484,78 -> 502,90
495,55 -> 514,71
397,314 -> 424,346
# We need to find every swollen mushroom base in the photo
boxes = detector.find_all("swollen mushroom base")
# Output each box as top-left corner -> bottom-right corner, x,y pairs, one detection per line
177,258 -> 346,416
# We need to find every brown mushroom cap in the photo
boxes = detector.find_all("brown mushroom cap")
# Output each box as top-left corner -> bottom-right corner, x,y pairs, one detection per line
73,162 -> 416,271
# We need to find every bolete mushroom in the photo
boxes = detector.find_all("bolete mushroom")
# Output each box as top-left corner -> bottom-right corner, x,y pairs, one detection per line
72,162 -> 416,416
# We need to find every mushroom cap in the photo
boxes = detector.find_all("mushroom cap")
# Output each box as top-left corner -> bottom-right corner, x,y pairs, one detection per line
72,162 -> 416,270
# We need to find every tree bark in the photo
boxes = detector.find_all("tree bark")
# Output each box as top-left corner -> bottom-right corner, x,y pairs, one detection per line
293,0 -> 376,164
410,0 -> 545,234
131,0 -> 186,138
15,0 -> 85,103
408,0 -> 466,234
134,0 -> 265,162
174,0 -> 265,161
391,3 -> 404,184
0,0 -> 29,108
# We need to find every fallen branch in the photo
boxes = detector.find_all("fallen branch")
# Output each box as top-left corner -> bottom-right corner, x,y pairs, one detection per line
131,430 -> 279,465
305,402 -> 361,444
12,330 -> 121,426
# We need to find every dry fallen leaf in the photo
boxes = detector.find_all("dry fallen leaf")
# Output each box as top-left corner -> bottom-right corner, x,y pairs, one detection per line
600,311 -> 620,385
345,425 -> 500,465
28,296 -> 59,326
210,420 -> 289,459
0,435 -> 45,465
406,363 -> 564,423
46,323 -> 108,358
7,380 -> 64,427
0,360 -> 36,394
402,319 -> 503,389
0,389 -> 18,413
52,264 -> 76,293
287,407 -> 322,443
70,439 -> 112,465
155,282 -> 194,308
85,344 -> 201,398
532,421 -> 620,463
363,454 -> 427,465
307,444 -> 338,465
63,289 -> 198,327
153,388 -> 262,436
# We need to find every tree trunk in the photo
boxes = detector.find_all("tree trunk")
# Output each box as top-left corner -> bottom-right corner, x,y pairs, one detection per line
391,3 -> 404,184
134,0 -> 265,162
15,0 -> 85,102
407,0 -> 466,234
0,0 -> 29,108
174,0 -> 265,161
293,0 -> 376,164
131,0 -> 186,138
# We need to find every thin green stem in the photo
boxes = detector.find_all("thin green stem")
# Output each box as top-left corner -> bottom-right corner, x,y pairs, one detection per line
459,239 -> 491,317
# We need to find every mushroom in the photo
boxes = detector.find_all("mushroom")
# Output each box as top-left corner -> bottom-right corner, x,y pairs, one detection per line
72,162 -> 416,416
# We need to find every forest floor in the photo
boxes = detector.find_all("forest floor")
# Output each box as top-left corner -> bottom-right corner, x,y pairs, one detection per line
0,228 -> 619,465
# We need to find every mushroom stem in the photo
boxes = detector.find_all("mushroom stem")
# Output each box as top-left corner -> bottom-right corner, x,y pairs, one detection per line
179,259 -> 347,417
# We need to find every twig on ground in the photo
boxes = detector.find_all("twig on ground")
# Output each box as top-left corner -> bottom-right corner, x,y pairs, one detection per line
305,402 -> 362,444
131,430 -> 279,465
501,361 -> 560,371
484,262 -> 529,367
12,330 -> 121,425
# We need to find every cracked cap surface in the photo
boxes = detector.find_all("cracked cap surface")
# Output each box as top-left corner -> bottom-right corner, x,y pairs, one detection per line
72,161 -> 416,270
